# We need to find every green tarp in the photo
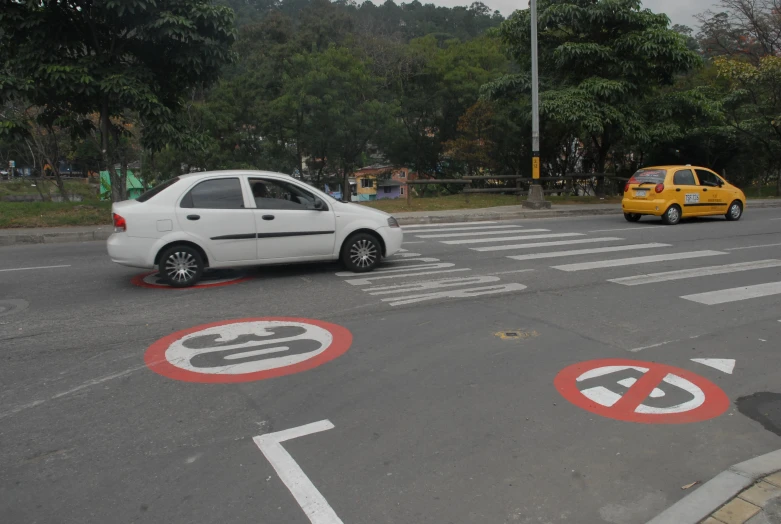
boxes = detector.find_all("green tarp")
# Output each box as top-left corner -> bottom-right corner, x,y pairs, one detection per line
100,170 -> 144,200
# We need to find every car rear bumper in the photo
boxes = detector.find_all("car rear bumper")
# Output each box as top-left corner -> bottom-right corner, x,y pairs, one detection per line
107,233 -> 156,268
377,226 -> 403,256
622,198 -> 667,216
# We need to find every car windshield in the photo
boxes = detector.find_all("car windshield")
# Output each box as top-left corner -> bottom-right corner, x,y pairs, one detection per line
136,177 -> 180,202
629,169 -> 666,184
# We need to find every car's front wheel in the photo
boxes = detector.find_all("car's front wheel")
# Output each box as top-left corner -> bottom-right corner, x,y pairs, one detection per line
661,204 -> 682,225
159,245 -> 204,287
725,201 -> 743,221
342,233 -> 381,273
624,213 -> 641,223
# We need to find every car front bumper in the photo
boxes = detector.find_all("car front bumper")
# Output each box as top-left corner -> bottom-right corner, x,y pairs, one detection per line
377,226 -> 403,257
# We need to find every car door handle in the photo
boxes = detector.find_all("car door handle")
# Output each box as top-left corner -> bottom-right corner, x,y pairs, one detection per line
676,188 -> 681,192
262,215 -> 275,221
702,188 -> 708,192
187,215 -> 200,220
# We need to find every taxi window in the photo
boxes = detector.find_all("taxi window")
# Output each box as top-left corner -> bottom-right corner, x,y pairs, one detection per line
629,169 -> 666,184
696,169 -> 723,187
673,169 -> 696,185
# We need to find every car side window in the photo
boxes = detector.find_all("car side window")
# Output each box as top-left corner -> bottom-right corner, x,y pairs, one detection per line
673,169 -> 697,186
696,170 -> 722,187
249,179 -> 323,210
180,178 -> 245,209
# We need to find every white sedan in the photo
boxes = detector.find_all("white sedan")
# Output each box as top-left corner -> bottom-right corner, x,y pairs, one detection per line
107,170 -> 403,287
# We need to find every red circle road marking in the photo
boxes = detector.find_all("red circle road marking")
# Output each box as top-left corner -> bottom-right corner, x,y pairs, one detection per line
554,358 -> 730,424
131,271 -> 253,289
144,317 -> 352,383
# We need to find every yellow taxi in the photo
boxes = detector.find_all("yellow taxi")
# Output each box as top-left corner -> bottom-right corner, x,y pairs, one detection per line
622,165 -> 746,225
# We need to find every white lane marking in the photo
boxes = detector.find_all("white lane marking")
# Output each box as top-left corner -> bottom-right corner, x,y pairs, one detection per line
473,237 -> 624,252
401,221 -> 496,229
366,275 -> 500,295
416,228 -> 545,239
724,242 -> 781,251
487,269 -> 536,275
336,262 -> 454,277
628,335 -> 702,353
0,264 -> 71,272
681,281 -> 781,305
411,226 -> 524,235
391,252 -> 420,257
254,420 -> 343,524
691,358 -> 735,374
552,250 -> 725,271
343,268 -> 471,285
588,227 -> 649,233
609,259 -> 781,286
442,232 -> 579,245
382,257 -> 441,264
401,241 -> 424,244
770,218 -> 781,221
383,283 -> 527,306
508,243 -> 670,261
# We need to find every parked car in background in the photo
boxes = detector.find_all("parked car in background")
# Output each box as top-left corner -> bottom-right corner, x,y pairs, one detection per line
107,170 -> 403,287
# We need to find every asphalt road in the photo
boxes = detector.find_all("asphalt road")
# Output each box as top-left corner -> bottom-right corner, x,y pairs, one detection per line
2,208 -> 781,524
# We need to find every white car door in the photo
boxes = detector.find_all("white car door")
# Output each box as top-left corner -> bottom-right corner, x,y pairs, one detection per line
247,177 -> 337,260
175,177 -> 257,262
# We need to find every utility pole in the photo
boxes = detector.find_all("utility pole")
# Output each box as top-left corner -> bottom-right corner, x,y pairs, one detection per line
522,0 -> 551,209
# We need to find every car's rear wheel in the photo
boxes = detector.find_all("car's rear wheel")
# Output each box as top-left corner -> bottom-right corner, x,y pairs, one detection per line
661,204 -> 681,225
341,233 -> 381,273
624,213 -> 642,223
159,245 -> 204,288
725,201 -> 743,221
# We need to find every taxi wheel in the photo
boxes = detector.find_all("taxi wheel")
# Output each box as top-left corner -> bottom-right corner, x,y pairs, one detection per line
725,201 -> 743,221
661,204 -> 681,225
624,213 -> 642,222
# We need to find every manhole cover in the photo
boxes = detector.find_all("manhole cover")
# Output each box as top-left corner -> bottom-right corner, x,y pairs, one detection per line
0,299 -> 29,318
494,329 -> 540,340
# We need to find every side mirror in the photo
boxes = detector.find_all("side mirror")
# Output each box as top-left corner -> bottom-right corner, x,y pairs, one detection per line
313,198 -> 325,211
718,180 -> 725,187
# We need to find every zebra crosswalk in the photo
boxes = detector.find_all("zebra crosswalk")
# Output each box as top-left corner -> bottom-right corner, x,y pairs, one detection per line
402,220 -> 781,307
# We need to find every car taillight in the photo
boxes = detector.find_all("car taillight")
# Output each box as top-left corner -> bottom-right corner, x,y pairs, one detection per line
113,213 -> 126,232
624,182 -> 630,193
655,183 -> 664,193
628,177 -> 638,184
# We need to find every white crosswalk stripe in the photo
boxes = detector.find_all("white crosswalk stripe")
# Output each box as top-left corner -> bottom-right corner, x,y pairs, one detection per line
552,250 -> 726,272
609,260 -> 781,286
508,243 -> 670,261
473,237 -> 625,252
406,225 -> 524,234
442,232 -> 579,245
417,228 -> 547,239
401,221 -> 497,229
681,281 -> 781,305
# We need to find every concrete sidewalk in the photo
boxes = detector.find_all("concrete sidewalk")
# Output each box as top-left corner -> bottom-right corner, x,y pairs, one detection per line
1,199 -> 780,247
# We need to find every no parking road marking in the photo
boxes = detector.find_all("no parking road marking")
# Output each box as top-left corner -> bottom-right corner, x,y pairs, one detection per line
144,318 -> 352,383
554,359 -> 729,424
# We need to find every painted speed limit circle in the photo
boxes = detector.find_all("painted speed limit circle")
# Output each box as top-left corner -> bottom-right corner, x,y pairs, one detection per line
554,358 -> 730,424
131,269 -> 253,289
144,317 -> 352,383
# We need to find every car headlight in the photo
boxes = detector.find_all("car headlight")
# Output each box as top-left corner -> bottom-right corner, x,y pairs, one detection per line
387,216 -> 400,228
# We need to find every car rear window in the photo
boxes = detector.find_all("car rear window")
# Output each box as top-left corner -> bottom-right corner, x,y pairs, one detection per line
629,169 -> 666,184
136,177 -> 180,202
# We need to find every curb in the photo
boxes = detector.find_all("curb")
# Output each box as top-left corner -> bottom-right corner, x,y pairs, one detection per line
647,448 -> 781,524
396,207 -> 621,225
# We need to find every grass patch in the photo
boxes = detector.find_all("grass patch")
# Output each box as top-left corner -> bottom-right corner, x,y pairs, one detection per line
359,193 -> 622,213
0,179 -> 99,199
742,186 -> 779,199
0,201 -> 112,228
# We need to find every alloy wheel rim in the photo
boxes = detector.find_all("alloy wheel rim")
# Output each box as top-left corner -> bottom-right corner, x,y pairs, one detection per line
165,251 -> 198,283
731,204 -> 741,218
668,207 -> 680,222
349,239 -> 377,268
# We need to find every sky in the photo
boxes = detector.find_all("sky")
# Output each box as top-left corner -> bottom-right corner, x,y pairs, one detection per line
431,0 -> 718,28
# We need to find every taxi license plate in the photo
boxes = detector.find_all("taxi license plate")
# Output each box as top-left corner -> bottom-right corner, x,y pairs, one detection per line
635,189 -> 647,197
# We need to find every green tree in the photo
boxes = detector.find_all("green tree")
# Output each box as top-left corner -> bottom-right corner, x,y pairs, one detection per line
1,0 -> 236,200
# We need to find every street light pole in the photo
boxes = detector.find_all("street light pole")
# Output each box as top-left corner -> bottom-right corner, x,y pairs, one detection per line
522,0 -> 551,208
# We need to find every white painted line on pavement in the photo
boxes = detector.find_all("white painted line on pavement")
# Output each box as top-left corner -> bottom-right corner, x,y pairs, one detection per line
416,228 -> 546,239
609,259 -> 781,286
402,221 -> 497,229
254,420 -> 343,524
508,243 -> 670,261
442,232 -> 578,245
0,264 -> 71,272
408,225 -> 524,234
343,268 -> 471,285
771,217 -> 781,220
383,283 -> 527,306
628,335 -> 702,353
724,242 -> 781,251
681,281 -> 781,305
402,241 -> 424,244
336,262 -> 454,276
588,227 -> 648,233
487,269 -> 536,275
475,237 -> 624,252
366,275 -> 500,295
552,250 -> 726,272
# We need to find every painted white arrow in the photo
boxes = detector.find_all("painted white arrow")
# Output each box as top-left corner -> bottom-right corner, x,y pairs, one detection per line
691,358 -> 736,375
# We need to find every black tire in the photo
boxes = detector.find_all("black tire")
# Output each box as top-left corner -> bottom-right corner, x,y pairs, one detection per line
341,233 -> 381,273
624,213 -> 642,223
725,200 -> 743,221
159,245 -> 204,288
661,204 -> 682,225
